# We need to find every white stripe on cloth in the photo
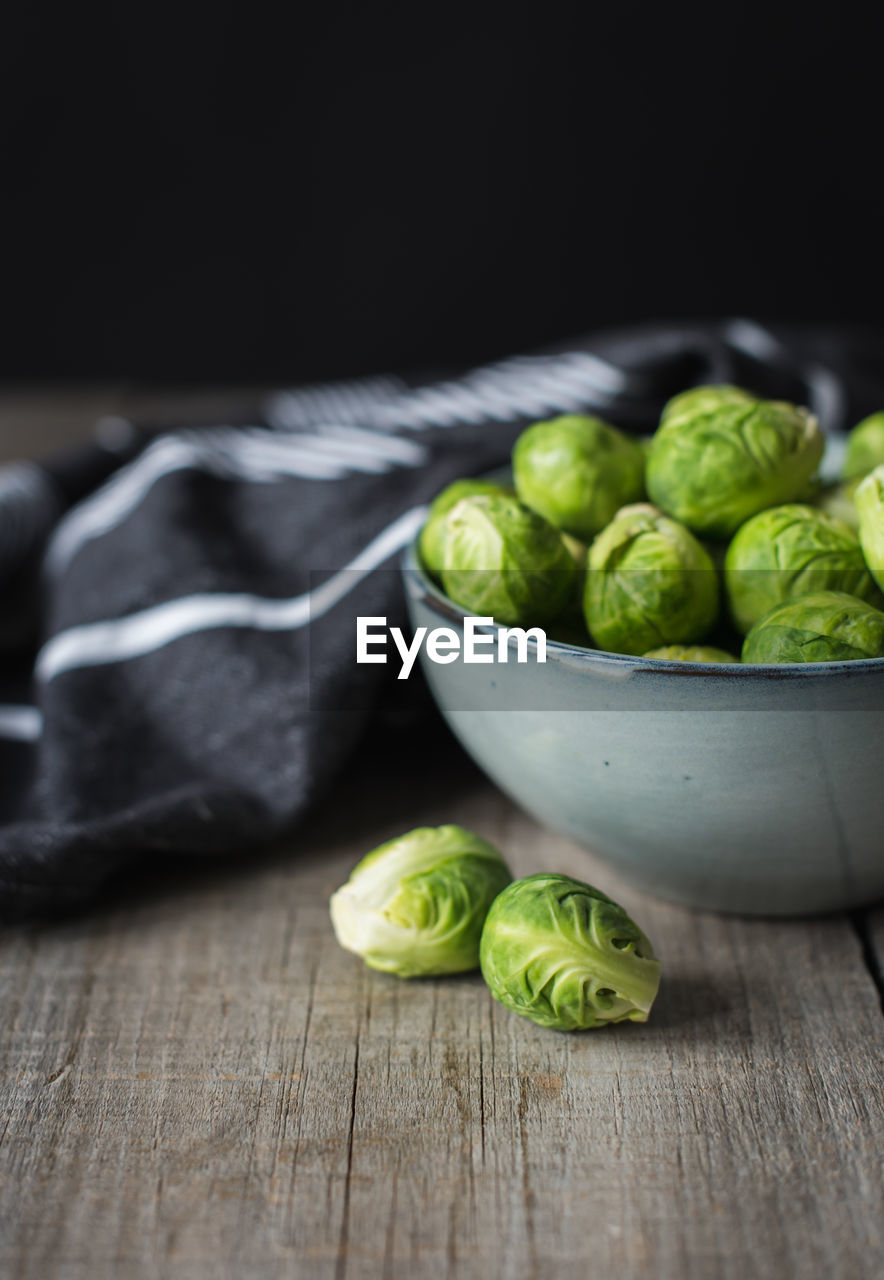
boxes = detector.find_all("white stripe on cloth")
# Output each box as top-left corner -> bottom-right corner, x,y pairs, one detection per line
46,348 -> 628,577
366,351 -> 627,431
265,350 -> 629,433
36,506 -> 428,682
46,429 -> 429,574
224,425 -> 427,472
0,705 -> 43,742
265,375 -> 408,429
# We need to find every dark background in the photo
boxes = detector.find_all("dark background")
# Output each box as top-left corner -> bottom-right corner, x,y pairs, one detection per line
3,7 -> 881,385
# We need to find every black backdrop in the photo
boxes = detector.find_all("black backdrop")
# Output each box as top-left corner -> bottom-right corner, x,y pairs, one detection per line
3,7 -> 882,384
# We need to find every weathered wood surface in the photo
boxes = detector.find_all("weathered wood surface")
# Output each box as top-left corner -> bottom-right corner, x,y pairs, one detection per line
1,741 -> 882,1280
0,392 -> 883,1279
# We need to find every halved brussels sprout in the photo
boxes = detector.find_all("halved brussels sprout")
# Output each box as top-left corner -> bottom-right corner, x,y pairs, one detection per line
439,492 -> 577,626
855,464 -> 884,595
741,590 -> 884,663
419,478 -> 513,577
724,504 -> 882,634
843,412 -> 884,482
583,503 -> 719,656
642,644 -> 737,662
330,825 -> 512,978
646,389 -> 823,538
479,872 -> 661,1031
512,414 -> 645,542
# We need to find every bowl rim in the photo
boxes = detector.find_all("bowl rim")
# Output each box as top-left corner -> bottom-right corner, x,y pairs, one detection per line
402,540 -> 884,680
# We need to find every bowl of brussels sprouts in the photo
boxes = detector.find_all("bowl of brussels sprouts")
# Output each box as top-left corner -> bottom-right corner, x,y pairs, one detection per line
403,392 -> 884,916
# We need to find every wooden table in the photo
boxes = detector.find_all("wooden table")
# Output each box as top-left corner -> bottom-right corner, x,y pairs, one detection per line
1,392 -> 882,1280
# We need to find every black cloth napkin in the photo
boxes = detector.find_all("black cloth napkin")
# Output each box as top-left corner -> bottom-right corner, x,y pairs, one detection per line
1,320 -> 881,921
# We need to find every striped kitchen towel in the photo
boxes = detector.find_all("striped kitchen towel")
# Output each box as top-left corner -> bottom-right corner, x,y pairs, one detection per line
0,321 -> 876,919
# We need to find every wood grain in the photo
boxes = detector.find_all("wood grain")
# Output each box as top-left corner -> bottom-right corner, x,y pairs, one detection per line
0,746 -> 882,1280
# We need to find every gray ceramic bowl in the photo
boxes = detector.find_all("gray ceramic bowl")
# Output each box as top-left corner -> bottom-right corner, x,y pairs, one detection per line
402,543 -> 884,916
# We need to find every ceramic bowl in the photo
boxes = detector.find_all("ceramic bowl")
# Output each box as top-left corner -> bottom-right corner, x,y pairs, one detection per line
402,542 -> 884,915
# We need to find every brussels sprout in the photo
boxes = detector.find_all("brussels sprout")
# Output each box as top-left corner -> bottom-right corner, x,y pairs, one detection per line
583,503 -> 719,656
642,644 -> 737,662
439,492 -> 577,626
724,504 -> 882,634
658,383 -> 757,431
330,825 -> 512,978
815,479 -> 860,531
843,412 -> 884,482
419,478 -> 513,577
855,464 -> 884,593
646,391 -> 824,538
512,414 -> 645,541
479,873 -> 661,1031
741,590 -> 884,663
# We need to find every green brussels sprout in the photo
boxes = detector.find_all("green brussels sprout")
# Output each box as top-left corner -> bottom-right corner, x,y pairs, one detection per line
512,414 -> 645,541
330,825 -> 512,978
479,873 -> 661,1031
419,478 -> 513,577
658,383 -> 757,431
583,503 -> 719,656
741,590 -> 884,663
440,492 -> 577,626
843,412 -> 884,482
642,644 -> 737,662
815,479 -> 860,531
646,390 -> 824,538
855,464 -> 884,593
724,504 -> 882,634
